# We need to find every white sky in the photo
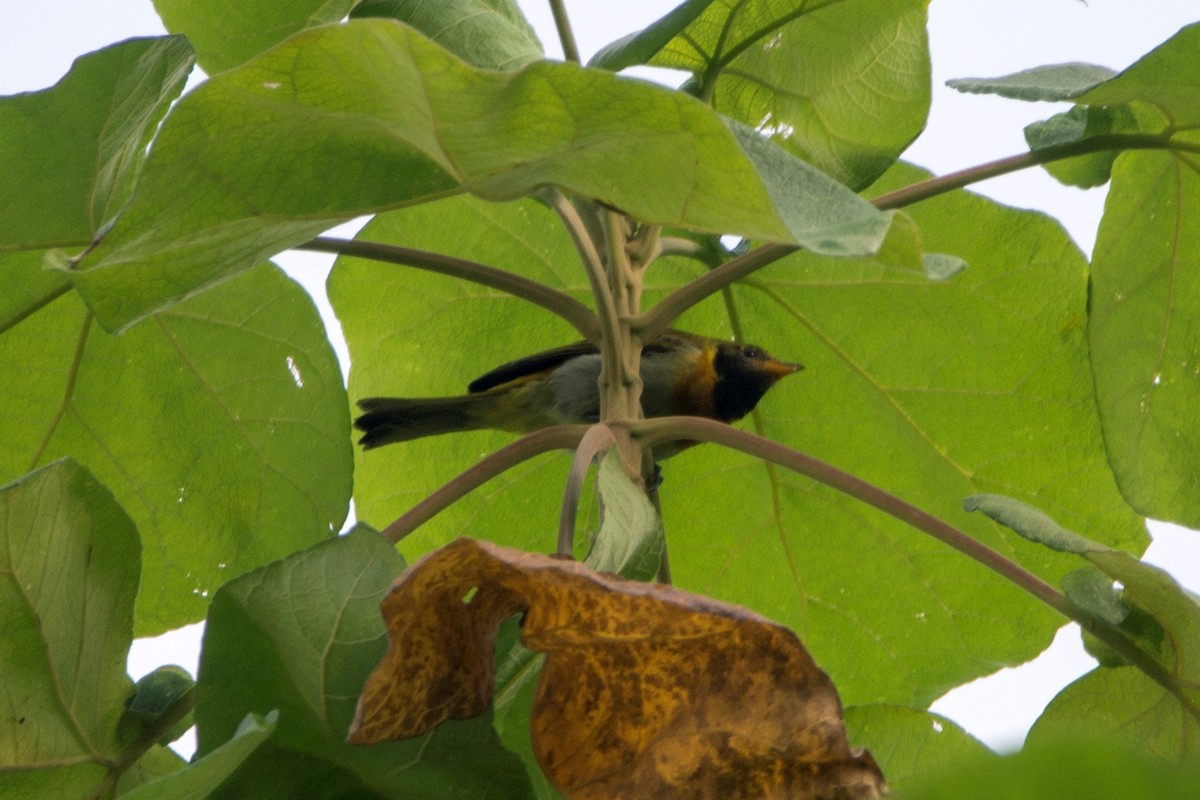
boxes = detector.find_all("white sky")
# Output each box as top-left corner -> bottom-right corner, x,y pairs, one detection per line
4,0 -> 1199,758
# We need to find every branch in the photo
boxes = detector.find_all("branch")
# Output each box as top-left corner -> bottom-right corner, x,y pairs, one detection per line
635,133 -> 1185,338
872,133 -> 1179,210
549,0 -> 581,63
627,416 -> 1195,715
297,236 -> 600,342
633,243 -> 795,341
379,425 -> 590,543
85,687 -> 196,800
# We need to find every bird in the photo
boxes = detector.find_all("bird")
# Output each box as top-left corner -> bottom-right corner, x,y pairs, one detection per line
354,330 -> 801,454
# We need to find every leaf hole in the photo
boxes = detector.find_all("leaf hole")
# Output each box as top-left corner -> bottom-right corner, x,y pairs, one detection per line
461,586 -> 479,605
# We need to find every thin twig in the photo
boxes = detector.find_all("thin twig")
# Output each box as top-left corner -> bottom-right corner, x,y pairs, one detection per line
379,425 -> 590,543
635,133 -> 1185,339
84,687 -> 196,800
548,0 -> 581,63
298,236 -> 600,342
543,189 -> 623,351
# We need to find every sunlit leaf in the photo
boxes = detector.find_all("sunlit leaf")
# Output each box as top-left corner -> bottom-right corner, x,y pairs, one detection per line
351,0 -> 543,69
0,36 -> 193,250
152,0 -> 354,73
609,0 -> 930,188
947,62 -> 1117,101
0,460 -> 138,796
843,705 -> 993,791
0,261 -> 350,634
196,531 -> 534,799
902,736 -> 1200,799
120,712 -> 277,800
1028,668 -> 1200,761
1077,22 -> 1200,128
76,20 -> 885,331
1089,151 -> 1200,527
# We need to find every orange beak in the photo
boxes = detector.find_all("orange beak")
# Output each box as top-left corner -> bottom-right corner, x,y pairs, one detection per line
764,359 -> 803,381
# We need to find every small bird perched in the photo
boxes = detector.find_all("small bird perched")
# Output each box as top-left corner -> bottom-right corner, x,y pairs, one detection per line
354,330 -> 801,452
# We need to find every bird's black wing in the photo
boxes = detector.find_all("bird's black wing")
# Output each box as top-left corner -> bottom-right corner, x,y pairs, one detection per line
467,341 -> 599,393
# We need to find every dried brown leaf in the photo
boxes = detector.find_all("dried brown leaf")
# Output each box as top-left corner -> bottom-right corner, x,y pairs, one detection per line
350,537 -> 884,799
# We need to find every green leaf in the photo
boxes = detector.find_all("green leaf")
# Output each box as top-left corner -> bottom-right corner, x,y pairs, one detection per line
653,162 -> 1144,707
122,665 -> 195,745
1089,150 -> 1200,527
333,195 -> 584,556
634,0 -> 931,188
1060,567 -> 1127,627
334,164 -> 1145,708
0,261 -> 351,634
1084,548 -> 1200,704
947,62 -> 1117,101
75,19 -> 886,331
0,460 -> 138,796
586,452 -> 664,581
1077,22 -> 1200,128
902,736 -> 1200,799
725,118 -> 893,257
0,36 -> 193,251
351,0 -> 543,70
588,0 -> 712,72
964,493 -> 1104,554
1027,668 -> 1200,761
120,711 -> 277,800
152,0 -> 355,73
1023,105 -> 1142,189
922,253 -> 967,281
196,531 -> 534,799
843,705 -> 993,791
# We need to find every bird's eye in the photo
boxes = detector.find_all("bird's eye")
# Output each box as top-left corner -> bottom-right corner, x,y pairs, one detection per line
743,346 -> 765,360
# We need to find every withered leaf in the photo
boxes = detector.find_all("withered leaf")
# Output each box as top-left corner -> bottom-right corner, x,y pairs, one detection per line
350,537 -> 885,800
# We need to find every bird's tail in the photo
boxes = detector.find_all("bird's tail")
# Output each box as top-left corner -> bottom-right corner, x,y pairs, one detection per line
354,395 -> 493,449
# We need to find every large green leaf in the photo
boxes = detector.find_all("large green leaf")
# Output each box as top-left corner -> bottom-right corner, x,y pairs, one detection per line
351,0 -> 543,69
332,166 -> 1144,707
1088,153 -> 1200,530
0,261 -> 351,634
152,0 -> 354,73
74,19 -> 887,332
901,737 -> 1200,799
1076,22 -> 1200,129
196,531 -> 535,799
947,62 -> 1117,101
1027,668 -> 1199,762
121,712 -> 277,800
333,195 -> 585,555
0,35 -> 193,251
0,460 -> 139,796
1093,155 -> 1200,513
599,0 -> 931,189
843,705 -> 992,791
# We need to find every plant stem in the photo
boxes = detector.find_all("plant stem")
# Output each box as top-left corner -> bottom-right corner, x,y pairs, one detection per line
557,423 -> 616,556
84,687 -> 196,800
379,425 -> 590,543
548,0 -> 581,63
634,243 -> 795,341
872,133 -> 1177,210
627,415 -> 1197,716
636,133 -> 1184,338
298,236 -> 601,342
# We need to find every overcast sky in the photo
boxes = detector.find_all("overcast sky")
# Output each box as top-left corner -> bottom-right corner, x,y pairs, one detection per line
5,0 -> 1198,756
